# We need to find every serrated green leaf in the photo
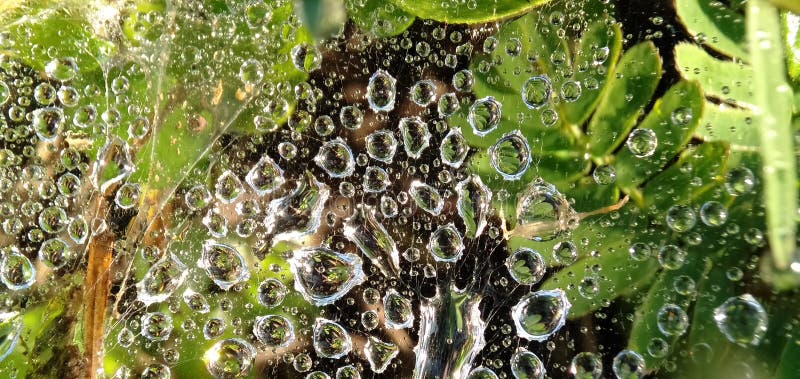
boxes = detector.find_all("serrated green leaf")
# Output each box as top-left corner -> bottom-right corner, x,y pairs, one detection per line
389,0 -> 552,24
695,101 -> 759,149
675,0 -> 748,59
586,41 -> 662,158
674,43 -> 754,108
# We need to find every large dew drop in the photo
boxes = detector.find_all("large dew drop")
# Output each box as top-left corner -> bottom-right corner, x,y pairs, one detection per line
136,253 -> 189,305
367,69 -> 397,112
32,107 -> 64,142
440,128 -> 469,168
313,318 -> 352,359
253,315 -> 295,348
198,240 -> 250,290
366,130 -> 398,163
489,130 -> 531,181
612,350 -> 646,379
289,247 -> 365,306
203,338 -> 256,379
409,181 -> 444,216
343,205 -> 400,277
364,336 -> 398,374
514,179 -> 579,241
713,294 -> 768,346
521,76 -> 552,109
264,171 -> 329,244
383,289 -> 414,329
0,248 -> 36,291
456,175 -> 492,239
510,348 -> 545,379
245,154 -> 285,196
315,138 -> 356,178
399,116 -> 431,158
428,224 -> 465,263
468,96 -> 501,136
511,289 -> 570,341
505,248 -> 546,286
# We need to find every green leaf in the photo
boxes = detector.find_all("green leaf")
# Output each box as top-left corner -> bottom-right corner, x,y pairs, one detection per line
389,0 -> 552,24
783,12 -> 800,84
297,0 -> 348,41
674,43 -> 754,108
675,0 -> 748,59
346,0 -> 415,37
775,337 -> 800,378
747,0 -> 798,269
586,41 -> 662,158
770,0 -> 800,14
615,80 -> 704,198
695,101 -> 759,149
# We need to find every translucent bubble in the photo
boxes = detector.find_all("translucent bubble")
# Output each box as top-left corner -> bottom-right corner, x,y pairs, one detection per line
254,315 -> 294,348
367,69 -> 397,112
428,223 -> 464,263
38,205 -> 67,234
628,242 -> 651,261
44,57 -> 78,81
467,367 -> 498,379
67,217 -> 88,244
313,318 -> 352,358
511,289 -> 570,341
489,130 -> 531,180
204,318 -> 226,340
38,238 -> 72,269
383,289 -> 414,328
198,240 -> 250,290
115,183 -> 140,209
361,310 -> 379,330
553,240 -> 578,265
291,43 -> 321,72
307,371 -> 330,379
456,175 -> 492,238
725,166 -> 755,196
409,181 -> 444,216
506,248 -> 547,286
521,76 -> 552,109
339,105 -> 363,130
673,275 -> 696,295
468,96 -> 501,136
670,106 -> 693,125
215,170 -> 244,204
32,107 -> 64,142
440,128 -> 469,168
140,312 -> 173,341
363,166 -> 389,193
239,59 -> 264,85
612,350 -> 645,379
0,248 -> 35,290
713,294 -> 768,346
34,82 -> 57,105
578,276 -> 600,299
0,311 -> 22,362
289,247 -> 365,306
570,352 -> 603,379
204,338 -> 256,379
592,165 -> 616,185
411,80 -> 437,106
665,205 -> 696,232
541,108 -> 559,127
57,86 -> 80,107
510,348 -> 545,379
315,138 -> 356,178
246,155 -> 285,196
116,327 -> 135,348
182,288 -> 210,313
257,278 -> 287,307
657,304 -> 689,336
380,195 -> 398,218
699,201 -> 728,226
560,81 -> 582,102
364,336 -> 398,374
336,365 -> 360,379
515,179 -> 578,241
185,185 -> 212,211
314,115 -> 335,136
647,337 -> 669,358
626,128 -> 658,158
140,363 -> 170,379
399,116 -> 431,158
452,69 -> 474,92
657,244 -> 686,270
366,130 -> 398,163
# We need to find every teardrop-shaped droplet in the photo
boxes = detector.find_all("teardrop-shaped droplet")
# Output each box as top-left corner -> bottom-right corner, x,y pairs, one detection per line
136,253 -> 189,305
713,294 -> 768,346
339,106 -> 363,130
264,171 -> 330,244
367,70 -> 397,112
364,336 -> 398,374
215,170 -> 244,204
456,175 -> 492,239
409,181 -> 443,216
198,240 -> 250,290
1,248 -> 36,290
182,288 -> 211,314
92,136 -> 134,194
0,311 -> 22,363
246,155 -> 285,196
514,179 -> 578,241
289,247 -> 365,306
291,43 -> 321,72
489,130 -> 531,181
383,289 -> 414,329
521,76 -> 552,109
505,248 -> 546,286
399,117 -> 431,159
511,289 -> 570,341
440,128 -> 469,168
313,318 -> 352,359
468,96 -> 501,136
363,166 -> 389,193
38,206 -> 67,234
428,224 -> 464,262
366,130 -> 398,163
32,107 -> 64,142
38,237 -> 73,269
510,348 -> 545,379
204,338 -> 256,379
253,315 -> 294,348
315,138 -> 355,178
343,205 -> 400,277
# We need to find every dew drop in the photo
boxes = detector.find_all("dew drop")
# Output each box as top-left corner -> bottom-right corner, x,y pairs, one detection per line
204,338 -> 256,379
198,240 -> 250,290
468,97 -> 501,136
713,294 -> 768,346
521,76 -> 552,109
626,128 -> 658,158
489,130 -> 531,181
511,289 -> 570,341
367,69 -> 397,112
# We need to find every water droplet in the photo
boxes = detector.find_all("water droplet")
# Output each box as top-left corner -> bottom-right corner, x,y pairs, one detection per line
506,248 -> 546,285
366,130 -> 398,163
115,183 -> 140,209
264,171 -> 330,243
257,278 -> 287,307
560,81 -> 582,102
592,165 -> 616,185
215,171 -> 244,204
185,185 -> 212,211
521,76 -> 552,109
38,206 -> 67,233
383,289 -> 414,328
440,128 -> 469,168
204,338 -> 256,379
32,107 -> 64,142
399,116 -> 431,158
670,107 -> 693,126
204,318 -> 226,340
316,138 -> 356,178
339,105 -> 363,130
713,294 -> 768,346
141,312 -> 173,341
725,166 -> 755,196
699,201 -> 727,226
456,175 -> 492,238
291,43 -> 321,72
612,350 -> 645,379
363,166 -> 389,193
246,155 -> 285,196
313,318 -> 352,359
438,92 -> 460,116
510,348 -> 545,379
657,244 -> 686,270
409,181 -> 444,216
93,136 -> 134,193
657,304 -> 689,336
0,311 -> 22,363
289,247 -> 365,306
198,240 -> 250,290
140,363 -> 170,379
515,179 -> 578,241
468,97 -> 501,136
467,367 -> 498,379
343,205 -> 400,277
182,288 -> 210,313
626,128 -> 658,158
665,205 -> 696,232
628,242 -> 651,261
135,252 -> 189,305
511,289 -> 570,341
428,224 -> 464,263
44,57 -> 78,81
367,70 -> 397,112
411,80 -> 437,106
1,248 -> 36,290
489,130 -> 531,181
453,69 -> 474,92
239,59 -> 264,85
38,238 -> 72,269
253,315 -> 294,348
570,352 -> 602,379
336,365 -> 360,379
364,336 -> 398,374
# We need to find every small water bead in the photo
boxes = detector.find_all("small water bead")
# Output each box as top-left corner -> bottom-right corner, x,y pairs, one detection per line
257,278 -> 287,307
626,128 -> 658,158
665,205 -> 697,232
38,206 -> 67,233
340,105 -> 363,130
204,318 -> 226,340
592,165 -> 616,185
699,201 -> 728,226
361,310 -> 379,330
725,166 -> 755,196
438,92 -> 460,116
336,365 -> 360,379
521,76 -> 552,109
613,350 -> 646,379
364,336 -> 398,374
553,240 -> 578,265
673,275 -> 696,295
428,224 -> 464,263
506,248 -> 545,285
185,185 -> 212,211
32,107 -> 64,142
198,240 -> 250,290
560,81 -> 582,102
440,128 -> 469,168
380,195 -> 398,218
289,247 -> 365,306
115,183 -> 140,209
408,181 -> 444,216
316,138 -> 356,178
411,80 -> 437,106
510,348 -> 545,379
399,116 -> 431,158
628,242 -> 651,261
141,312 -> 173,341
291,43 -> 321,72
657,245 -> 686,270
313,318 -> 352,359
203,209 -> 228,238
578,276 -> 600,299
314,115 -> 335,136
204,338 -> 256,379
367,70 -> 397,112
116,327 -> 135,348
657,304 -> 689,336
467,367 -> 499,379
246,155 -> 285,196
468,96 -> 501,136
0,248 -> 36,290
365,130 -> 398,163
140,364 -> 170,379
57,86 -> 80,107
363,166 -> 389,193
511,289 -> 571,341
215,170 -> 244,204
180,287 -> 210,313
38,238 -> 72,269
570,352 -> 603,379
489,130 -> 531,180
453,69 -> 474,92
254,315 -> 295,348
239,59 -> 264,85
45,57 -> 78,81
713,294 -> 768,346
